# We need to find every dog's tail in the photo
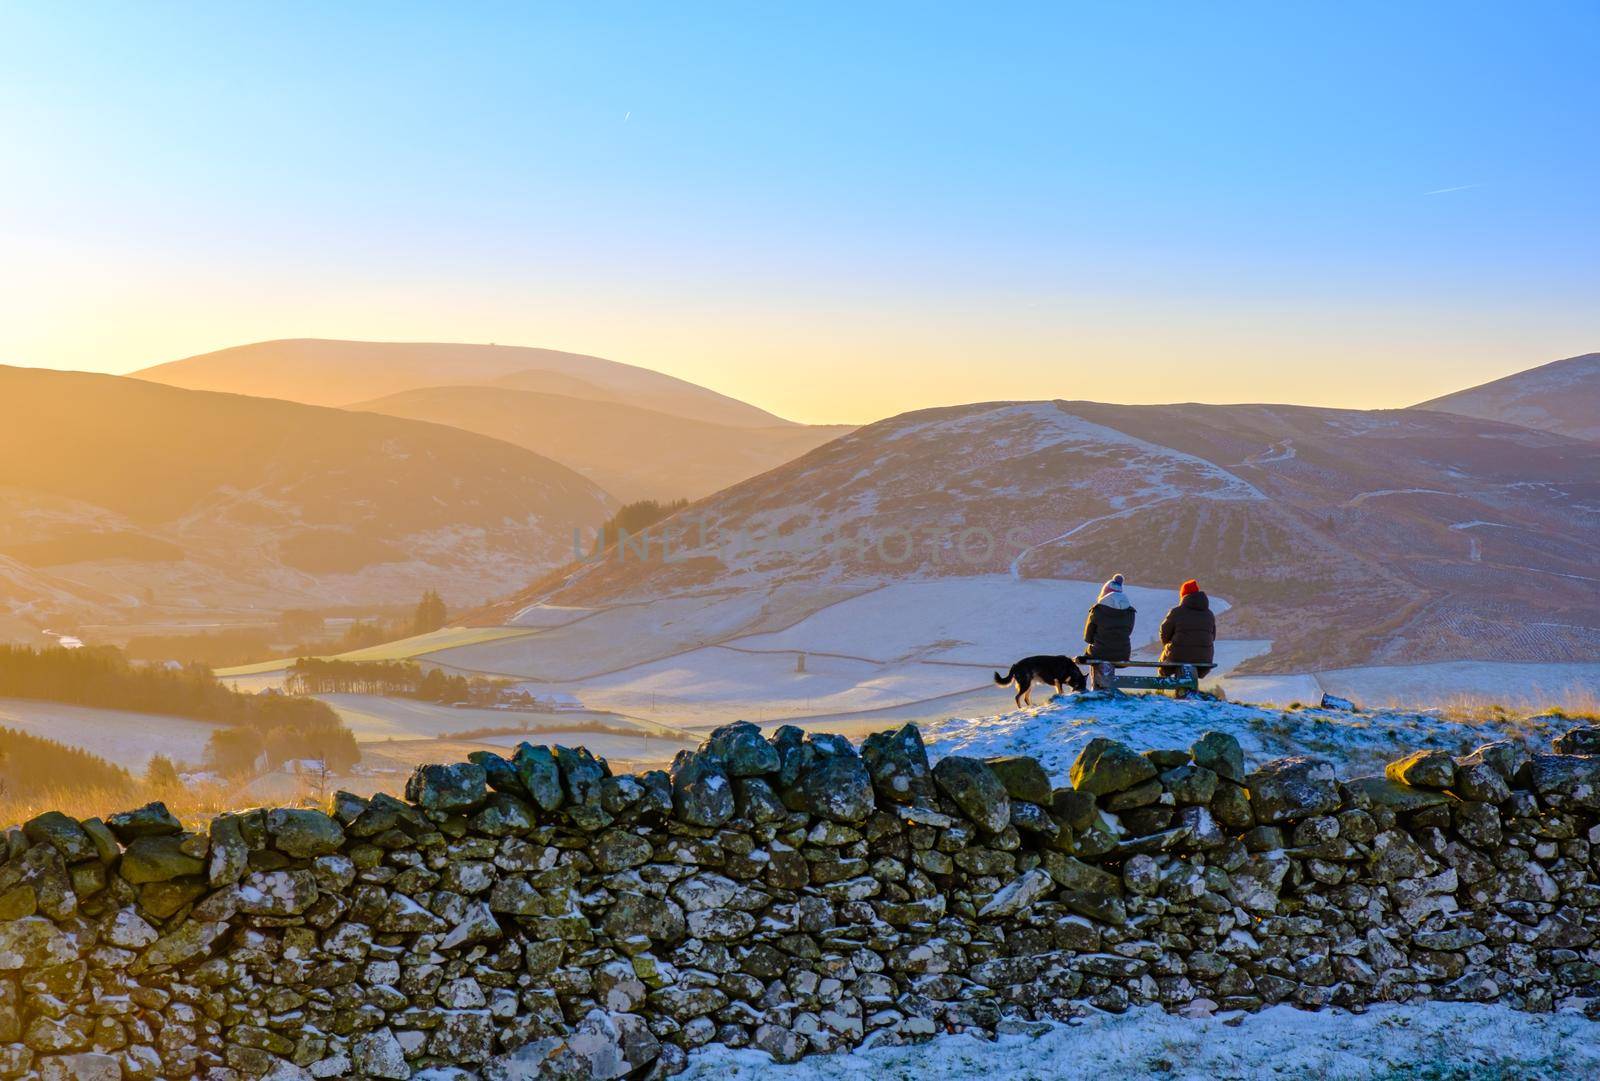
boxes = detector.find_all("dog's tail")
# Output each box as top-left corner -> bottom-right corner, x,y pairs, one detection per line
993,666 -> 1013,687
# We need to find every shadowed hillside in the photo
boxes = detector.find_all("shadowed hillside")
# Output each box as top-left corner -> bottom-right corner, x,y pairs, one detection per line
0,366 -> 614,621
350,385 -> 852,502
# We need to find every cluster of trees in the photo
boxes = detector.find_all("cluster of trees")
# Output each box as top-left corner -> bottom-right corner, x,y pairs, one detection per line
0,645 -> 359,780
203,719 -> 359,778
598,499 -> 690,545
124,626 -> 287,669
0,726 -> 132,798
286,658 -> 492,704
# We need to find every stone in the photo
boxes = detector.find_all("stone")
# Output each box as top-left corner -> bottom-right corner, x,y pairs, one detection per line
984,756 -> 1052,805
119,835 -> 204,884
1042,851 -> 1120,895
1071,737 -> 1158,795
801,754 -> 876,823
735,777 -> 786,822
77,818 -> 119,864
931,756 -> 1011,833
22,813 -> 95,864
1246,756 -> 1340,822
136,920 -> 227,971
604,892 -> 686,945
103,908 -> 158,949
1160,763 -> 1218,805
1344,776 -> 1455,811
511,743 -> 565,811
1228,852 -> 1289,912
554,744 -> 608,804
473,792 -> 537,835
770,725 -> 810,787
560,1009 -> 663,1079
1553,727 -> 1600,755
1105,779 -> 1164,812
37,1053 -> 121,1081
1453,761 -> 1511,804
237,870 -> 318,916
704,721 -> 781,777
0,916 -> 76,970
1190,731 -> 1246,784
1386,750 -> 1457,790
592,829 -> 654,872
1458,740 -> 1528,782
671,751 -> 735,827
207,814 -> 249,887
104,803 -> 182,842
266,809 -> 345,858
977,869 -> 1052,918
860,724 -> 932,804
467,749 -> 525,797
352,1028 -> 409,1080
405,762 -> 488,813
1529,755 -> 1600,810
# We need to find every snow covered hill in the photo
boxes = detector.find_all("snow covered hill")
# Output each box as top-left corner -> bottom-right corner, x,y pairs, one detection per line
474,397 -> 1598,683
1419,352 -> 1600,442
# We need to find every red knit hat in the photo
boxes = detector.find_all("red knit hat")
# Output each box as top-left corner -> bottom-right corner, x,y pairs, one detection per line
1179,579 -> 1200,598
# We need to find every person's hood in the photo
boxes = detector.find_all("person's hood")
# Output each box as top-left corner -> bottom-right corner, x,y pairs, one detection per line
1180,591 -> 1210,611
1096,592 -> 1133,611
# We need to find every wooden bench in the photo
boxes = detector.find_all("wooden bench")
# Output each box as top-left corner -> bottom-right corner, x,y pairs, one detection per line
1074,658 -> 1212,695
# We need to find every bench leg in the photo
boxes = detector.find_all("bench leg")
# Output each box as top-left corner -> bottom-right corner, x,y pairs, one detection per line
1091,662 -> 1116,692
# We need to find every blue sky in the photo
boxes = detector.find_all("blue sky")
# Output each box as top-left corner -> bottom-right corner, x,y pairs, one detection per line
1,2 -> 1596,422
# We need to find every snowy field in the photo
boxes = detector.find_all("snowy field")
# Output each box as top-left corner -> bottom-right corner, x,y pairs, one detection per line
682,1002 -> 1600,1080
427,577 -> 1270,729
923,690 -> 1571,779
727,577 -> 1197,665
0,697 -> 217,770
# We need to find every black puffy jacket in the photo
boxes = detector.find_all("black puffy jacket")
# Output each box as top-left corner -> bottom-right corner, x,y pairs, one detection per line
1083,601 -> 1136,662
1159,591 -> 1216,667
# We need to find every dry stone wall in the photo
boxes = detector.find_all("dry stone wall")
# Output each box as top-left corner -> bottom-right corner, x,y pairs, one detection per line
5,717 -> 1600,1080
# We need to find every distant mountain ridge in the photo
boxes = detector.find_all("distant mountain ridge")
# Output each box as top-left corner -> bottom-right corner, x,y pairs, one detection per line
479,398 -> 1600,674
1418,352 -> 1600,441
349,385 -> 853,502
134,338 -> 792,429
0,365 -> 614,624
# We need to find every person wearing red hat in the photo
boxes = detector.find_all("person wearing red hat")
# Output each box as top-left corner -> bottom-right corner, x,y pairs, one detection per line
1158,579 -> 1216,687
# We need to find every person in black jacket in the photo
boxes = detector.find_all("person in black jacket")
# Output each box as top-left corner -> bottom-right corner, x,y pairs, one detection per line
1083,575 -> 1136,688
1159,578 -> 1216,681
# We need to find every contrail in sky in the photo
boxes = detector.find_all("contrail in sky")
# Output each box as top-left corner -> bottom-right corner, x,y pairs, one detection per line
1423,183 -> 1480,195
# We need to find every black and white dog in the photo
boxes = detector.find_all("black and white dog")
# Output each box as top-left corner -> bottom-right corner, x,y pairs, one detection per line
993,655 -> 1087,708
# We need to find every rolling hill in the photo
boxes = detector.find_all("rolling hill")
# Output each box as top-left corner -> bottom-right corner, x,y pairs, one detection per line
476,399 -> 1600,675
1418,352 -> 1600,441
0,366 -> 614,627
134,338 -> 791,428
348,384 -> 852,502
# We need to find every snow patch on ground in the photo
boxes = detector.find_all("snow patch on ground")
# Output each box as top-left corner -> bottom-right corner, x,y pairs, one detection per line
923,690 -> 1566,780
681,1002 -> 1600,1080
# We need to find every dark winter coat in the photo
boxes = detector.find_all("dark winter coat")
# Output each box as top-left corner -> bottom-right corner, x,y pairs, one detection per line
1159,591 -> 1216,667
1083,600 -> 1136,662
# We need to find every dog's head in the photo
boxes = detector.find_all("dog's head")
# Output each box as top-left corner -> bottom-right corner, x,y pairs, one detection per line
1064,661 -> 1088,692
